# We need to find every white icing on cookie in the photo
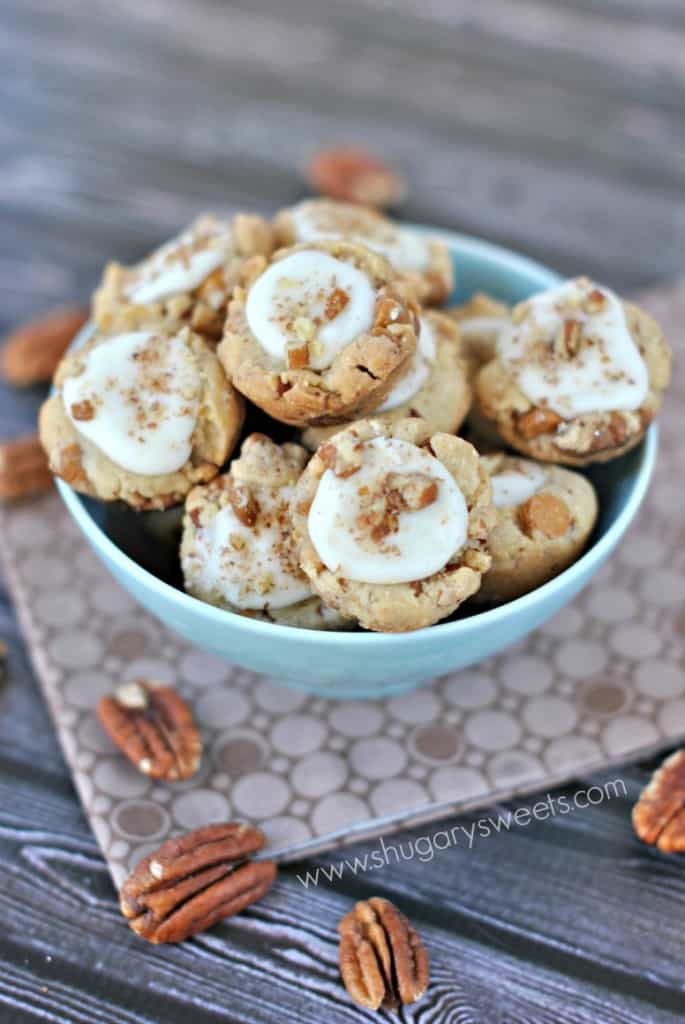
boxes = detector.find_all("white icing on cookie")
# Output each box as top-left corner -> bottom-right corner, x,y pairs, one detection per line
458,316 -> 510,340
290,200 -> 430,272
498,278 -> 649,417
191,485 -> 312,610
63,331 -> 200,476
246,250 -> 376,370
490,461 -> 547,508
377,315 -> 437,412
127,220 -> 229,305
308,437 -> 467,584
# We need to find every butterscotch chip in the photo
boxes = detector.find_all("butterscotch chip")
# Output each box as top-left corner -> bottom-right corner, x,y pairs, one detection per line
517,407 -> 563,439
519,492 -> 573,539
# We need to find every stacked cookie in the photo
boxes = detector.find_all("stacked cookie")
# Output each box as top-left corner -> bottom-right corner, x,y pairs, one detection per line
40,200 -> 672,633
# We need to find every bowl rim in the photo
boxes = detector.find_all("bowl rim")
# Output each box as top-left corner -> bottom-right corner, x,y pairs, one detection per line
55,227 -> 658,647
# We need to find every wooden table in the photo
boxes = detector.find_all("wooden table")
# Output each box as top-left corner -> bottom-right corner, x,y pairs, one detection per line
1,1 -> 684,1020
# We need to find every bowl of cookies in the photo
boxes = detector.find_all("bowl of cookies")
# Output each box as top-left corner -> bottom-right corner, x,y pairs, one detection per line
41,199 -> 671,697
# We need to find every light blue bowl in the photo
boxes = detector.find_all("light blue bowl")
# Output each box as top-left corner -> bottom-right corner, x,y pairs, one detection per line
56,229 -> 657,698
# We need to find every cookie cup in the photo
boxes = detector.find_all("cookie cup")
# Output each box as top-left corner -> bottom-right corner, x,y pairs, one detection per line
273,199 -> 453,306
218,239 -> 420,427
474,455 -> 598,605
476,300 -> 671,466
181,434 -> 349,630
93,214 -> 274,345
39,327 -> 244,510
300,310 -> 472,450
290,418 -> 495,633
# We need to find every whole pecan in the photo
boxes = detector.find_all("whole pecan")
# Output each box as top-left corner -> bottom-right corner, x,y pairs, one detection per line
306,147 -> 407,208
633,748 -> 685,853
1,306 -> 87,386
338,897 -> 429,1011
97,680 -> 202,781
120,823 -> 277,943
0,434 -> 53,501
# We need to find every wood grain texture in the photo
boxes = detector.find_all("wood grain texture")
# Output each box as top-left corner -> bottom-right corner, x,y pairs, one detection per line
1,0 -> 685,1020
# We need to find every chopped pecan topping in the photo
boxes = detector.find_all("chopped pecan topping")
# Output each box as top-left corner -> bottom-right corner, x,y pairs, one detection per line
70,399 -> 95,421
338,897 -> 429,1010
554,318 -> 582,359
516,407 -> 563,439
227,481 -> 259,527
633,749 -> 685,853
196,267 -> 225,301
120,823 -> 277,943
305,147 -> 407,208
374,294 -> 404,331
0,434 -> 53,501
584,288 -> 607,314
325,287 -> 350,321
385,472 -> 439,512
357,472 -> 438,543
286,338 -> 310,370
519,493 -> 573,539
97,680 -> 202,781
319,435 -> 364,478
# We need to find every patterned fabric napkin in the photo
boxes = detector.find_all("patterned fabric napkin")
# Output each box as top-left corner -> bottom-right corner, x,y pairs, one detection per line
1,282 -> 683,888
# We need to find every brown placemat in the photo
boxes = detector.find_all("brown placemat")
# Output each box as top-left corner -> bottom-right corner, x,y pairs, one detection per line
1,282 -> 683,888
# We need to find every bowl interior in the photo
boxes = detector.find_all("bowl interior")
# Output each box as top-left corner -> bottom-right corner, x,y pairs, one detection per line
55,228 -> 655,675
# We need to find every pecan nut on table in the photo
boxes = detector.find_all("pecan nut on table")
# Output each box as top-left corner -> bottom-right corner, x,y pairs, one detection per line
119,823 -> 277,943
97,680 -> 202,781
633,748 -> 685,853
338,897 -> 430,1011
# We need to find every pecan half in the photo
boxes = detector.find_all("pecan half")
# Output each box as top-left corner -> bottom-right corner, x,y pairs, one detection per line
97,680 -> 202,781
120,823 -> 277,943
1,306 -> 87,386
519,493 -> 572,539
306,147 -> 407,208
338,897 -> 429,1011
633,749 -> 685,853
516,407 -> 562,439
0,434 -> 53,501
